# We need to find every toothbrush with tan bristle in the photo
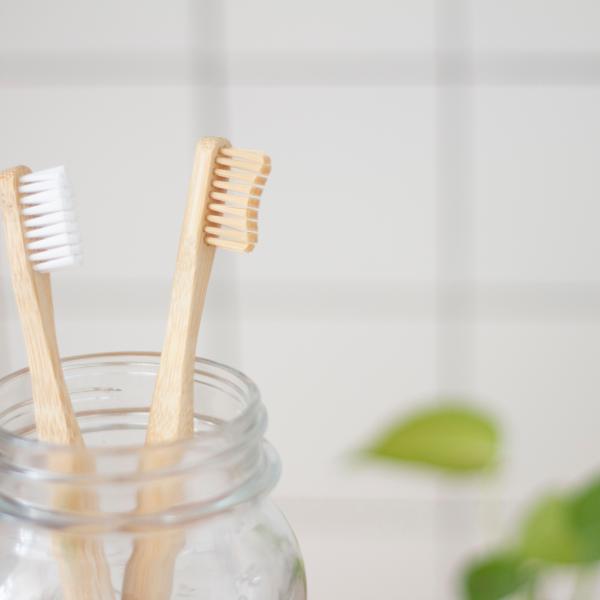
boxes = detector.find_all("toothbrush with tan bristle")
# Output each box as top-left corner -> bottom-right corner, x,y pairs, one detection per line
122,137 -> 271,600
0,166 -> 114,600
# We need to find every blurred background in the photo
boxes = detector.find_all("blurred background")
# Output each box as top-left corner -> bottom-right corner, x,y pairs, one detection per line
1,1 -> 600,598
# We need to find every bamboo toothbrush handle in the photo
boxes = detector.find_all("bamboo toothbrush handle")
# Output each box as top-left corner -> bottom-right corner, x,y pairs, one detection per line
146,137 -> 230,444
0,167 -> 79,441
0,168 -> 114,600
124,139 -> 271,599
122,138 -> 230,600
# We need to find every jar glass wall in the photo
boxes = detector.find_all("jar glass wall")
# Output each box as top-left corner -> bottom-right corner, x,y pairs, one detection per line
0,352 -> 306,599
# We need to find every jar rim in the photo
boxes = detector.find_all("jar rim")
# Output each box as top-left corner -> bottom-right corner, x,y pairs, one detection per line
0,351 -> 280,529
0,350 -> 263,459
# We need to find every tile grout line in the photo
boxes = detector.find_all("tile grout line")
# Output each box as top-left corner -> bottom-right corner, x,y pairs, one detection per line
433,1 -> 477,598
188,0 -> 243,368
3,53 -> 600,86
434,2 -> 474,402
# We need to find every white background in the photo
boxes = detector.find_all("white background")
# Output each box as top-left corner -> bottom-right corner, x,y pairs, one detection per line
1,1 -> 600,597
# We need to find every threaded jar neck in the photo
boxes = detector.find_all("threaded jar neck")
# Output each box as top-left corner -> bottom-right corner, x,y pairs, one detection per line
0,352 -> 280,532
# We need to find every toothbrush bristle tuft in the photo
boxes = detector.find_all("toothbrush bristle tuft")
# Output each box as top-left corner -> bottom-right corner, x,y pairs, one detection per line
205,147 -> 270,253
19,166 -> 82,272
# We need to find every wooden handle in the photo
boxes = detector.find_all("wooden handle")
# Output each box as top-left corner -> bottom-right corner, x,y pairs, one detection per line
55,532 -> 115,600
122,532 -> 184,600
0,167 -> 81,442
0,167 -> 114,599
122,138 -> 230,599
147,137 -> 230,443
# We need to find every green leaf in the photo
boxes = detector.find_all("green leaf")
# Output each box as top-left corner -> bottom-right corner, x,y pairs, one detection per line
570,477 -> 600,562
520,495 -> 588,565
364,404 -> 499,473
464,553 -> 534,600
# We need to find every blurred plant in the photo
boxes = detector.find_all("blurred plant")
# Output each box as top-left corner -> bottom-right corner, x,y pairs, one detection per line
362,404 -> 499,473
363,403 -> 600,599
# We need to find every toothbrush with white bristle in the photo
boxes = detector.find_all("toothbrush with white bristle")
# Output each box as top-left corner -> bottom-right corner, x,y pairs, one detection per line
0,165 -> 113,600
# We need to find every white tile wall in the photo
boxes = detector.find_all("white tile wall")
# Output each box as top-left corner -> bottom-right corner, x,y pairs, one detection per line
0,86 -> 195,280
222,0 -> 435,55
1,2 -> 600,599
277,498 -> 438,599
227,85 -> 437,284
0,1 -> 192,54
473,318 -> 600,501
241,317 -> 437,500
472,87 -> 600,284
470,0 -> 600,53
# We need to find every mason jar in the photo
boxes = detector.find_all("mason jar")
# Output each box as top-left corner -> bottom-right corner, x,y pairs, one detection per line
0,352 -> 306,599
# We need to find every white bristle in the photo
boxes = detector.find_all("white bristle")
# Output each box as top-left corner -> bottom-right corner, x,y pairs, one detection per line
24,211 -> 75,228
18,166 -> 82,272
27,232 -> 80,251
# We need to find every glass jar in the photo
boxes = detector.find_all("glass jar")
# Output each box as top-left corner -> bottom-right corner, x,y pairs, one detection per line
0,352 -> 306,600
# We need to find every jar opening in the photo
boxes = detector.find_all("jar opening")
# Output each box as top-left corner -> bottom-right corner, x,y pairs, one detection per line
0,352 -> 280,530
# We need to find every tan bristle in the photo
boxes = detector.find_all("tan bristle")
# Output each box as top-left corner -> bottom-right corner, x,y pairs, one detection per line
209,203 -> 258,220
210,192 -> 260,208
205,146 -> 270,254
206,238 -> 255,252
205,226 -> 258,244
214,168 -> 267,185
220,146 -> 271,165
215,157 -> 271,176
206,214 -> 257,232
213,180 -> 263,197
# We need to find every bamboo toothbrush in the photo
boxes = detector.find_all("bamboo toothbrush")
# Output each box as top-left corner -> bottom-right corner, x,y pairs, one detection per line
0,166 -> 114,600
122,137 -> 271,600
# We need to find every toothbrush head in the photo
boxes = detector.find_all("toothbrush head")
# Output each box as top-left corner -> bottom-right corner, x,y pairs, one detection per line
19,166 -> 82,273
205,146 -> 271,253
